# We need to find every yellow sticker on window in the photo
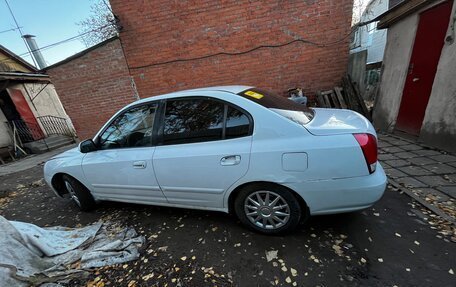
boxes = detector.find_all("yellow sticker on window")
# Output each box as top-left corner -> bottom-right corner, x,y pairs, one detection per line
244,90 -> 264,99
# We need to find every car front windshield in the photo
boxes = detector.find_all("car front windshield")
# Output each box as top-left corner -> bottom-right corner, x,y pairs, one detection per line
237,88 -> 314,125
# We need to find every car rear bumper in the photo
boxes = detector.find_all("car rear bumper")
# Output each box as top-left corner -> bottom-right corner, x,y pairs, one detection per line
284,163 -> 387,215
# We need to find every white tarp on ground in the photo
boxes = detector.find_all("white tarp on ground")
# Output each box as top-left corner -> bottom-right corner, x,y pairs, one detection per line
0,216 -> 145,286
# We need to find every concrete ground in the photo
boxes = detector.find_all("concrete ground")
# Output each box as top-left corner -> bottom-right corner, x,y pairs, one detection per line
0,144 -> 77,177
0,140 -> 455,286
378,133 -> 456,226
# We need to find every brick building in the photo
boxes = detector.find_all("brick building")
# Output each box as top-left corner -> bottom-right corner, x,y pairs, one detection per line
110,0 -> 354,99
44,37 -> 138,140
45,1 -> 354,140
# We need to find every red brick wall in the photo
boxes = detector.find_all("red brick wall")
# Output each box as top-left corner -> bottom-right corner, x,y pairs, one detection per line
110,0 -> 353,100
46,38 -> 137,139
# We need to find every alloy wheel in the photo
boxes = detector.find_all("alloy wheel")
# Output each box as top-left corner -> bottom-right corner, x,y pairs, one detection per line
65,181 -> 81,207
244,190 -> 291,230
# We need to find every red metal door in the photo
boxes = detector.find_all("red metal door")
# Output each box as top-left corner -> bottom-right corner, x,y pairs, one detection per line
395,1 -> 453,135
7,88 -> 44,140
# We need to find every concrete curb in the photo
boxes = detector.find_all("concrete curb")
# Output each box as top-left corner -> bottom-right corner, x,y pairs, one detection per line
388,178 -> 456,226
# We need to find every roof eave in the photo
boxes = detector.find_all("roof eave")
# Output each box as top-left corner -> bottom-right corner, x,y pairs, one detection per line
0,72 -> 50,82
375,0 -> 439,29
42,36 -> 119,72
0,45 -> 38,72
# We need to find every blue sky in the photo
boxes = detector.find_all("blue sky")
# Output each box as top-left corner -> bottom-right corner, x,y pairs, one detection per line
0,0 -> 94,67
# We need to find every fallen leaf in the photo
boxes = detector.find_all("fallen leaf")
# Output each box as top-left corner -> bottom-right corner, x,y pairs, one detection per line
281,266 -> 288,272
360,258 -> 367,264
180,256 -> 187,261
290,268 -> 297,277
142,274 -> 153,281
449,269 -> 454,275
332,245 -> 343,256
285,276 -> 292,283
265,250 -> 278,262
158,246 -> 168,252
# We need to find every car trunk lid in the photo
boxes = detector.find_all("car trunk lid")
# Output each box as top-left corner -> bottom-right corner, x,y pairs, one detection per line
303,108 -> 375,136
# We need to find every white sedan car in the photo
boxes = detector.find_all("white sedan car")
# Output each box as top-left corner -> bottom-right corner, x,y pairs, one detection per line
44,86 -> 386,234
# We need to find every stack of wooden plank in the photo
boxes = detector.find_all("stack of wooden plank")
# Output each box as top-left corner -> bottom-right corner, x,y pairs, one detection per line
316,87 -> 347,109
316,74 -> 371,121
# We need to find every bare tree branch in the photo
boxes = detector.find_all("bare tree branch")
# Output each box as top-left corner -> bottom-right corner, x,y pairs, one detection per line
76,0 -> 118,47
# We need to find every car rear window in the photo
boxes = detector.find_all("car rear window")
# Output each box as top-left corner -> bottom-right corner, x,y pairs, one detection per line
237,88 -> 314,125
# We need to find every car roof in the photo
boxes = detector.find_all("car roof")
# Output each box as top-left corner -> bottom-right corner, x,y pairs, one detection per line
132,85 -> 253,106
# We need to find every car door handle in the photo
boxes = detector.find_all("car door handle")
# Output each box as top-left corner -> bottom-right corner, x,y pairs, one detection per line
220,155 -> 241,166
133,161 -> 147,169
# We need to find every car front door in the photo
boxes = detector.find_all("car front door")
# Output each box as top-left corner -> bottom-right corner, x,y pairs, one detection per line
81,103 -> 167,204
153,97 -> 253,208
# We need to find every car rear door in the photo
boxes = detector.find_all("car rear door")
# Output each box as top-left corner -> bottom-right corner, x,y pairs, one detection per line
152,96 -> 253,208
81,102 -> 167,204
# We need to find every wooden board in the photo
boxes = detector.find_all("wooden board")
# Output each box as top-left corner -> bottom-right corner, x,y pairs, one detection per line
334,87 -> 348,109
316,91 -> 327,107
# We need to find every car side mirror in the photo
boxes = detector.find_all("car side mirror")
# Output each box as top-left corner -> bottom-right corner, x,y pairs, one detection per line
79,139 -> 97,153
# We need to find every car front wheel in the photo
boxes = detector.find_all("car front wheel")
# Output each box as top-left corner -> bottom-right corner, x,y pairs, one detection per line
234,184 -> 303,234
62,175 -> 96,211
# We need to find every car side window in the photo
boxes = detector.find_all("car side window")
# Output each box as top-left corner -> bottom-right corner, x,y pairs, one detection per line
226,105 -> 250,139
98,104 -> 157,149
163,99 -> 224,145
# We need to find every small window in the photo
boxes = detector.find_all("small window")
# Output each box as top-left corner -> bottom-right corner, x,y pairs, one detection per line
163,99 -> 224,145
226,106 -> 250,139
99,104 -> 157,149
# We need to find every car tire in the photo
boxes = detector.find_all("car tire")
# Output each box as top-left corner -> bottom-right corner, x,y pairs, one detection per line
234,183 -> 302,234
62,175 -> 96,211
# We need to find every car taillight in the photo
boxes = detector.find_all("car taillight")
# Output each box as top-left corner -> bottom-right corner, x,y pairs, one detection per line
353,133 -> 378,174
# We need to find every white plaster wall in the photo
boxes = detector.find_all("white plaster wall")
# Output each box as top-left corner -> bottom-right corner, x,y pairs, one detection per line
0,108 -> 12,147
9,83 -> 75,136
12,83 -> 68,118
419,2 -> 456,151
372,15 -> 419,130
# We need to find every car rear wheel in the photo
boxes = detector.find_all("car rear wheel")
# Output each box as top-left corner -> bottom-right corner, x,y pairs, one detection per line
62,175 -> 96,211
234,184 -> 302,234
